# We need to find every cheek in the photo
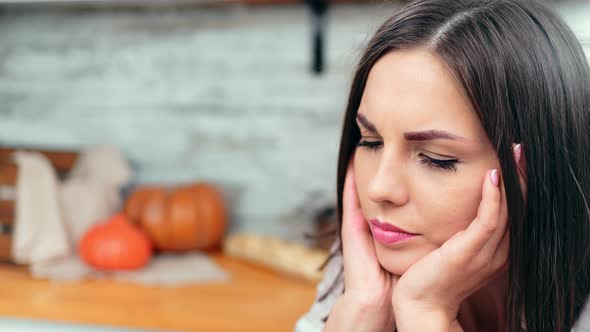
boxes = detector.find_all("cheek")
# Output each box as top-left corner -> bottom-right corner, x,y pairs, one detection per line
414,172 -> 483,246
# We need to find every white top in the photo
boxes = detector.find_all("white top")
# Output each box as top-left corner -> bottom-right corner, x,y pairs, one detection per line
294,239 -> 590,332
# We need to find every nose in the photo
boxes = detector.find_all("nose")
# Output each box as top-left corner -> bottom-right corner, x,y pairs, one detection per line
367,153 -> 410,207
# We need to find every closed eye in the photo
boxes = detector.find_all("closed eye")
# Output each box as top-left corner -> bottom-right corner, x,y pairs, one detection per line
419,153 -> 458,172
357,139 -> 383,151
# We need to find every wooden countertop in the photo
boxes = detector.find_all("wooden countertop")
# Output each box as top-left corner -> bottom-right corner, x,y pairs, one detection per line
0,254 -> 318,332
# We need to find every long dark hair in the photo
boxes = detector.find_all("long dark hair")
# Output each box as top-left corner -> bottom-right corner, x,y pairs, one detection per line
333,0 -> 590,330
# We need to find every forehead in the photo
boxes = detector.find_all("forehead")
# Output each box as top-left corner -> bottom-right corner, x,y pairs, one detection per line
359,49 -> 485,141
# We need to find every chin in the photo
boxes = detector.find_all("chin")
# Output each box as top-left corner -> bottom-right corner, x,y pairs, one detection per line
373,240 -> 434,276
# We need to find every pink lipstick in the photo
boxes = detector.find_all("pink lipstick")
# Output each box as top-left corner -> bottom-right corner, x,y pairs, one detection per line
369,219 -> 418,245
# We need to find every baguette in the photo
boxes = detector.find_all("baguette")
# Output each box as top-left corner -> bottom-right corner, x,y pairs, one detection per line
223,233 -> 329,283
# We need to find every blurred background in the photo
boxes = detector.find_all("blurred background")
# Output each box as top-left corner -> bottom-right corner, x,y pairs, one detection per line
0,0 -> 587,331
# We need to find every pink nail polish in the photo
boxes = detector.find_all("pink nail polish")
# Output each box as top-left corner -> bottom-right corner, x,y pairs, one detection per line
490,169 -> 499,186
514,144 -> 522,162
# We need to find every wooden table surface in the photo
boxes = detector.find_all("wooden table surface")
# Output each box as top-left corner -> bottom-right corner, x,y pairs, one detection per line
0,254 -> 318,332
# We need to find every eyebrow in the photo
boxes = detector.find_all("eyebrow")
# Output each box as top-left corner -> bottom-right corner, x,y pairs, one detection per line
404,130 -> 467,141
356,113 -> 378,133
356,113 -> 468,141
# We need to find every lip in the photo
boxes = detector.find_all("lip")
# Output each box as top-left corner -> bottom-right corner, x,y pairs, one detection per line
369,219 -> 419,245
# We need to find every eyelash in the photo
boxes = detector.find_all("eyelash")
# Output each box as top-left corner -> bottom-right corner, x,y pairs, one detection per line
356,139 -> 459,172
356,139 -> 382,151
419,154 -> 458,172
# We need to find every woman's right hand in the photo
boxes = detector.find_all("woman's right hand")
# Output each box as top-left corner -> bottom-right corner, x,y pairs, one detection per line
323,160 -> 397,332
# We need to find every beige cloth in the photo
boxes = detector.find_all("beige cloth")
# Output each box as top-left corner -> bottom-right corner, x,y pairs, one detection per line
32,251 -> 230,286
11,146 -> 130,267
60,145 -> 132,248
11,151 -> 70,265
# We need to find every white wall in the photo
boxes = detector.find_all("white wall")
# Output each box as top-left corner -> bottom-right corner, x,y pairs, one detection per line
0,2 -> 586,238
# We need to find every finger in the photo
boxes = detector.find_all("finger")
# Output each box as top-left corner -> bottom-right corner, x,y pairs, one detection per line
341,159 -> 378,269
516,144 -> 527,199
342,160 -> 365,234
461,169 -> 503,253
480,170 -> 509,255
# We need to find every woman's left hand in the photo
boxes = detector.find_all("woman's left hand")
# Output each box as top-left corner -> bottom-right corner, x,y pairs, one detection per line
392,169 -> 510,332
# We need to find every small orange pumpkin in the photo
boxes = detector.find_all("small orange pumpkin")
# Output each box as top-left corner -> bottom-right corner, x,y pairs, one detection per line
124,183 -> 227,252
79,213 -> 153,270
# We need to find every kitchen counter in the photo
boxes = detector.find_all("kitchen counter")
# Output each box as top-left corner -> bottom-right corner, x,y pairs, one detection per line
0,254 -> 317,332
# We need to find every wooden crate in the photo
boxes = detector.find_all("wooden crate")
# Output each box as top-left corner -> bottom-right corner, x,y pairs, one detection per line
0,147 -> 79,262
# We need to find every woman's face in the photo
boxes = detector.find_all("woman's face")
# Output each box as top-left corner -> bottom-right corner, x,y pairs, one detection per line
354,49 -> 501,276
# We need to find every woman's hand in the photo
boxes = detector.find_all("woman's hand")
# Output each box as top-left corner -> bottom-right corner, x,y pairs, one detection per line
392,169 -> 509,332
323,160 -> 397,332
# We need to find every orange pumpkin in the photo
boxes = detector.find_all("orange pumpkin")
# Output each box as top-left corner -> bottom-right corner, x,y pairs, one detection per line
124,183 -> 227,252
79,213 -> 153,270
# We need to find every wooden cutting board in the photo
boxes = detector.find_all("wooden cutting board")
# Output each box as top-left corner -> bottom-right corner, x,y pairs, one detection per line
0,253 -> 317,332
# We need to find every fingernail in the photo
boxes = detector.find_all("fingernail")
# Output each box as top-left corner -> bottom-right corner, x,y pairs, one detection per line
514,144 -> 522,162
490,169 -> 499,186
